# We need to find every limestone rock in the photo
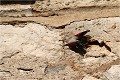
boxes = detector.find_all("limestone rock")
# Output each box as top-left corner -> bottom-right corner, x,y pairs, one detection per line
104,65 -> 120,80
82,75 -> 102,80
0,1 -> 120,79
0,71 -> 12,77
0,23 -> 63,62
33,0 -> 120,12
86,45 -> 115,57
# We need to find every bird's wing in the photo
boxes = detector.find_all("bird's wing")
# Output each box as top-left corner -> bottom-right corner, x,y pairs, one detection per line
75,30 -> 90,37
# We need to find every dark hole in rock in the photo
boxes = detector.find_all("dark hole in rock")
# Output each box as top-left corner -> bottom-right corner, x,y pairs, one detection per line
0,0 -> 36,5
17,68 -> 33,71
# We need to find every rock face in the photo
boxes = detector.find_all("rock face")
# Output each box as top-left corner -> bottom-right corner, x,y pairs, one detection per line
0,23 -> 62,61
0,0 -> 120,80
82,75 -> 102,80
103,65 -> 120,80
33,0 -> 120,12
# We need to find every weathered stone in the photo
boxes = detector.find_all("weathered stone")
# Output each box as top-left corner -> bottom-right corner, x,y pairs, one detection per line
64,17 -> 120,57
82,57 -> 100,65
104,65 -> 120,80
0,1 -> 120,79
0,71 -> 12,77
33,0 -> 120,12
0,23 -> 63,61
82,75 -> 102,80
44,65 -> 66,73
86,45 -> 115,57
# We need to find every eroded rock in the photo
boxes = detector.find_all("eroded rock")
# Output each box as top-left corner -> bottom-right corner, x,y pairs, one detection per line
33,0 -> 120,12
104,65 -> 120,80
0,23 -> 63,62
0,7 -> 120,80
82,75 -> 102,80
0,71 -> 12,77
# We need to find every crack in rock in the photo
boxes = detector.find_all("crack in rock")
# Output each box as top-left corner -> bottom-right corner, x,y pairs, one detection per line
2,51 -> 21,59
17,68 -> 33,71
0,70 -> 12,77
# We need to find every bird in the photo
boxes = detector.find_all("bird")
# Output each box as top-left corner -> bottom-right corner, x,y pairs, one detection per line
64,30 -> 111,55
64,30 -> 90,47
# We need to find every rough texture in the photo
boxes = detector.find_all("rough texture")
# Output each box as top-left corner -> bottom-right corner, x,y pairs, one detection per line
33,0 -> 120,12
103,65 -> 120,80
0,0 -> 120,80
0,17 -> 120,80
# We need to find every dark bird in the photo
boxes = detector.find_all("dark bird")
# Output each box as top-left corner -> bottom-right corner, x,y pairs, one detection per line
64,30 -> 111,55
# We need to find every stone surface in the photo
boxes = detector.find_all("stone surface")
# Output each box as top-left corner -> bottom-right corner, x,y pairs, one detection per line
0,0 -> 120,26
103,65 -> 120,80
0,0 -> 120,80
64,17 -> 120,57
82,75 -> 102,80
33,0 -> 120,12
86,45 -> 115,57
0,17 -> 120,80
0,23 -> 62,62
0,71 -> 12,77
0,5 -> 31,11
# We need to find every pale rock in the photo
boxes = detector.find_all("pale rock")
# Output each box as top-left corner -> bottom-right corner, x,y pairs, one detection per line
82,75 -> 102,80
0,71 -> 12,77
104,65 -> 120,80
33,0 -> 120,11
86,45 -> 115,57
0,9 -> 120,80
82,57 -> 101,65
0,23 -> 62,61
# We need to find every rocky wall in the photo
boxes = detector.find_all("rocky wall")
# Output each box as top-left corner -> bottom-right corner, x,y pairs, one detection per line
0,0 -> 120,80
